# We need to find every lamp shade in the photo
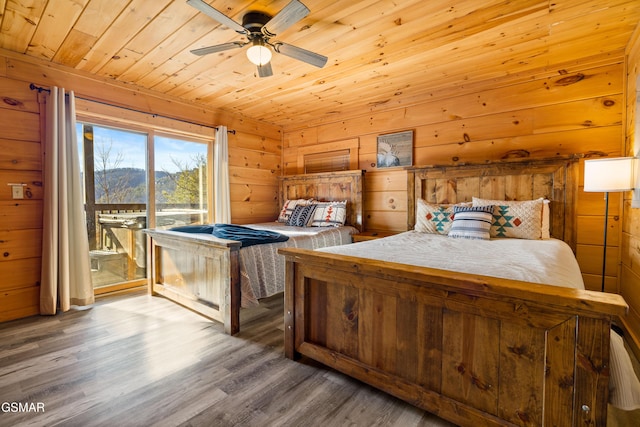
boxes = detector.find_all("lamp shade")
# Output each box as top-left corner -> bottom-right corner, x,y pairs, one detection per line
246,40 -> 272,66
584,157 -> 636,192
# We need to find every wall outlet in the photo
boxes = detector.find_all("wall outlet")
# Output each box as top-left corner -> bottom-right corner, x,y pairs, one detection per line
11,185 -> 24,199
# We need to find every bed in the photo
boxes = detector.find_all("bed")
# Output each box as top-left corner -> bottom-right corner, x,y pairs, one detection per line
279,158 -> 634,427
144,170 -> 363,335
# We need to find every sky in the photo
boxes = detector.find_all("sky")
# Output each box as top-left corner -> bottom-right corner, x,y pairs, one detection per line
76,123 -> 208,173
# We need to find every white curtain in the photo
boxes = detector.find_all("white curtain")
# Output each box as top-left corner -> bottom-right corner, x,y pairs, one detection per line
213,126 -> 231,223
40,87 -> 94,314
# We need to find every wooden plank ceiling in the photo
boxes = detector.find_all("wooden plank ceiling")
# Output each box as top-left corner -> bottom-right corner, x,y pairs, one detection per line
1,0 -> 639,129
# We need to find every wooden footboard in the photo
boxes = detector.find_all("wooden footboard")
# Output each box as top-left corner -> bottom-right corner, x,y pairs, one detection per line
280,248 -> 628,427
145,229 -> 242,335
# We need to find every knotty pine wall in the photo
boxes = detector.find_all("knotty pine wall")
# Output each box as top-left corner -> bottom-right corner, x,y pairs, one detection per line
283,57 -> 626,294
0,49 -> 281,322
621,25 -> 640,355
0,70 -> 42,322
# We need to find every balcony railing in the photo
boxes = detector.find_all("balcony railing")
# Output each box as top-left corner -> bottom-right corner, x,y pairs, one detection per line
86,203 -> 207,288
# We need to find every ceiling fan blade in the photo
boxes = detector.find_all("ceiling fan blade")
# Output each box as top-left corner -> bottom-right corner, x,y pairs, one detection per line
273,42 -> 327,68
262,0 -> 309,37
257,62 -> 273,77
186,0 -> 247,34
190,41 -> 246,56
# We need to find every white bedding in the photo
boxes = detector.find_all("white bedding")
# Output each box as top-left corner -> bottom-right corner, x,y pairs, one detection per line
239,223 -> 357,307
319,231 -> 640,410
320,231 -> 583,289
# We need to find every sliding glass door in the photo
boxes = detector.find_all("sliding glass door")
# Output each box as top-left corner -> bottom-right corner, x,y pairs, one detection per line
153,135 -> 210,230
77,123 -> 211,293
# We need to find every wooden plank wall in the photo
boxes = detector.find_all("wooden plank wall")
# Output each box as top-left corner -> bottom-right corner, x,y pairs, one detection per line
219,113 -> 281,224
283,55 -> 627,292
0,50 -> 281,322
0,74 -> 42,321
621,24 -> 640,356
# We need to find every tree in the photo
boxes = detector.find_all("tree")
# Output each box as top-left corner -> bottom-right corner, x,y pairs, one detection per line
94,138 -> 137,204
162,154 -> 207,206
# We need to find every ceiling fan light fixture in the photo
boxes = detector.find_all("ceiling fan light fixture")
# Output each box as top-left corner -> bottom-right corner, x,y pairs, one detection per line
246,39 -> 272,65
188,0 -> 325,77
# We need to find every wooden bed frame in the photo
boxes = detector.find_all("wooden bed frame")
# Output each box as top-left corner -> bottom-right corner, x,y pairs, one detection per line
144,170 -> 364,335
279,158 -> 629,427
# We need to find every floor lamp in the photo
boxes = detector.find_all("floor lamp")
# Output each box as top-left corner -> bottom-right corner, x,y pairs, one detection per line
583,157 -> 636,292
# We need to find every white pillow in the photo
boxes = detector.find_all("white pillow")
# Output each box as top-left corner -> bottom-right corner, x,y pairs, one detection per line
277,199 -> 314,223
415,199 -> 471,235
472,197 -> 544,240
309,201 -> 347,227
542,199 -> 550,239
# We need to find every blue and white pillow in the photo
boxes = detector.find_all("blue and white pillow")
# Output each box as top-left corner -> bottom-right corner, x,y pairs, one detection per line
286,205 -> 317,227
448,205 -> 494,240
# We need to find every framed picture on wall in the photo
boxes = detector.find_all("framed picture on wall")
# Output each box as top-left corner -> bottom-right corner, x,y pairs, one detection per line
376,130 -> 413,168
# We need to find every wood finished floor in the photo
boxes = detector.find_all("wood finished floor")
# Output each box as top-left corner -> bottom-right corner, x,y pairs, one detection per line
0,291 -> 457,427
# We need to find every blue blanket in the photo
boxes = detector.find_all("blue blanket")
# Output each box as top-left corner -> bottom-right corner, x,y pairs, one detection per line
170,223 -> 289,247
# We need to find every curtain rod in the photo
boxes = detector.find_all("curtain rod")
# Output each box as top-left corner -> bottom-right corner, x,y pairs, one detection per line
29,83 -> 236,134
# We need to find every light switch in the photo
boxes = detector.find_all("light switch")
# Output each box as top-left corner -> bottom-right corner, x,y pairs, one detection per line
11,185 -> 24,199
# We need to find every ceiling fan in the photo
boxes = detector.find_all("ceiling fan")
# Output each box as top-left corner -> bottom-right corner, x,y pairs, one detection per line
187,0 -> 328,77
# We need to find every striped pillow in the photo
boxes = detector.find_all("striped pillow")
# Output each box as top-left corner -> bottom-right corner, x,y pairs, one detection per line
309,201 -> 347,227
286,205 -> 316,227
448,205 -> 494,240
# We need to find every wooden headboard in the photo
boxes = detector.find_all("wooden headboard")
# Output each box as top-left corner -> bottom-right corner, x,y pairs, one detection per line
279,170 -> 365,231
408,157 -> 579,250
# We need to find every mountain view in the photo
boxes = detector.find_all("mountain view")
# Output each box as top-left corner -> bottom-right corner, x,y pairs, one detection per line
91,167 -> 207,205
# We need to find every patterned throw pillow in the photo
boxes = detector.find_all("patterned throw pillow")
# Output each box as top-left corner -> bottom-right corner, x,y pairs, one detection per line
472,197 -> 544,240
286,205 -> 316,227
277,199 -> 313,223
309,201 -> 347,227
448,205 -> 494,240
415,199 -> 472,234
